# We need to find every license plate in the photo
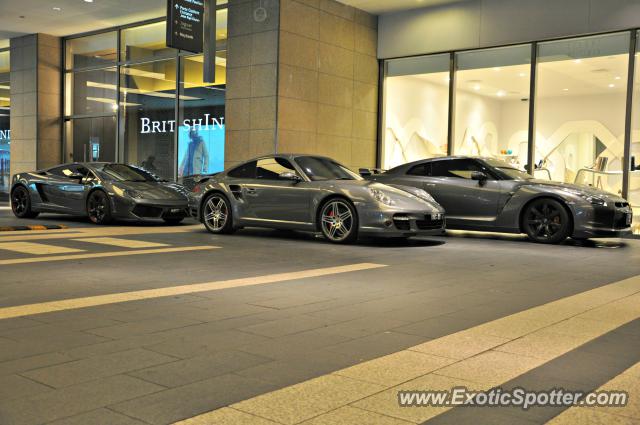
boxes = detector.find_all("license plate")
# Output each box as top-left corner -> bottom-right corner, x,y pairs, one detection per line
431,213 -> 443,221
626,212 -> 633,226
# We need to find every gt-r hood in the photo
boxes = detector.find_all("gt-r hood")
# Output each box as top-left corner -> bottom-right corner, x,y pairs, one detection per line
523,179 -> 626,202
114,181 -> 189,201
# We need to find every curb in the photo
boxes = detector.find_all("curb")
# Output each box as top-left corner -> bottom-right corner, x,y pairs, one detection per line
0,225 -> 69,232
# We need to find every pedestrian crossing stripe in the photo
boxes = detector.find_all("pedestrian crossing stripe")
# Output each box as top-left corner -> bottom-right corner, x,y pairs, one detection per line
0,242 -> 84,255
71,237 -> 169,249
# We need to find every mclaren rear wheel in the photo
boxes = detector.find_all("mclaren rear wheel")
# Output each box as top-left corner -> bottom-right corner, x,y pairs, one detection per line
11,186 -> 39,219
319,198 -> 358,244
87,190 -> 113,225
202,193 -> 234,234
522,198 -> 571,244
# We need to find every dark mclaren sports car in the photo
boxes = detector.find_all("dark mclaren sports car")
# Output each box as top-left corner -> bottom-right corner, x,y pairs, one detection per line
11,163 -> 190,224
367,156 -> 632,244
189,154 -> 446,243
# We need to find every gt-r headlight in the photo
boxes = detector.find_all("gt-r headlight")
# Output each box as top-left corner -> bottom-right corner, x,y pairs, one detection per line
369,188 -> 395,206
123,189 -> 144,199
563,188 -> 607,206
413,188 -> 437,204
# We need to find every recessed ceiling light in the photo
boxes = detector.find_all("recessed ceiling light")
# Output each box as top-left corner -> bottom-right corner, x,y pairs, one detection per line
615,76 -> 621,80
609,83 -> 615,88
473,84 -> 481,91
562,88 -> 569,91
53,6 -> 61,11
493,67 -> 501,72
84,0 -> 93,3
518,72 -> 526,77
574,59 -> 582,64
496,90 -> 506,97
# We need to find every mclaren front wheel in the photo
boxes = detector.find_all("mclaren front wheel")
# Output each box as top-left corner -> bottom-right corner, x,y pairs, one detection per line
11,186 -> 39,219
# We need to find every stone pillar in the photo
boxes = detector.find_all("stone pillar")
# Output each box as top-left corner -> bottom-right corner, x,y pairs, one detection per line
277,0 -> 378,170
9,33 -> 62,177
225,0 -> 280,169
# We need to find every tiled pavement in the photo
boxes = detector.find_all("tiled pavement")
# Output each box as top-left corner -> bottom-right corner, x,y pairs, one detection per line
0,210 -> 639,424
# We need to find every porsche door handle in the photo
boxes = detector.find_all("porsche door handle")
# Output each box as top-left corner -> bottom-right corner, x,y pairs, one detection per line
245,188 -> 259,197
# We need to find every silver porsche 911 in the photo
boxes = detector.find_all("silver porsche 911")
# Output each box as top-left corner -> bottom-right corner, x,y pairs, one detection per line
11,163 -> 190,224
189,154 -> 445,243
367,156 -> 632,244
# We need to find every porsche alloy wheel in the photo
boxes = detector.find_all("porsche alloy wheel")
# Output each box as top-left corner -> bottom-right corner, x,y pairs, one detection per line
523,198 -> 571,244
320,199 -> 358,244
203,194 -> 234,234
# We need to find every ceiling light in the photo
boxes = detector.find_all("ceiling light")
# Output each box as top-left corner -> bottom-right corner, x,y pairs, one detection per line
84,0 -> 93,3
53,7 -> 61,11
496,90 -> 506,97
609,83 -> 615,88
473,84 -> 481,91
518,72 -> 526,77
562,88 -> 569,91
493,67 -> 501,71
574,59 -> 582,64
615,76 -> 621,80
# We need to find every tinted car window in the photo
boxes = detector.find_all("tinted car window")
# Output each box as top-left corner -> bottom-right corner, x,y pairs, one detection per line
256,158 -> 298,180
295,156 -> 361,181
430,159 -> 491,179
227,161 -> 257,178
407,163 -> 430,176
94,164 -> 159,182
48,164 -> 89,179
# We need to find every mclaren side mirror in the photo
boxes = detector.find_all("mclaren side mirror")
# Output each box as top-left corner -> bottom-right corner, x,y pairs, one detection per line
279,171 -> 302,183
470,171 -> 488,182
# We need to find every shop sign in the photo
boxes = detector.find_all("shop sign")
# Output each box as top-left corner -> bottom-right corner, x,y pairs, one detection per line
166,0 -> 204,53
140,115 -> 224,134
0,130 -> 9,141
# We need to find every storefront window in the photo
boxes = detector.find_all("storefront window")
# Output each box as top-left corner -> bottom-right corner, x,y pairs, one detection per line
120,59 -> 177,180
535,33 -> 629,191
65,31 -> 117,70
0,49 -> 9,199
121,22 -> 176,63
71,117 -> 117,162
66,68 -> 117,116
178,53 -> 226,178
454,45 -> 531,170
383,54 -> 450,169
629,31 -> 640,233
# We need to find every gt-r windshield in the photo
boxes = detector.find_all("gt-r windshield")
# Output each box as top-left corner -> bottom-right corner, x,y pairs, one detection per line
295,156 -> 362,181
482,159 -> 533,181
95,164 -> 162,182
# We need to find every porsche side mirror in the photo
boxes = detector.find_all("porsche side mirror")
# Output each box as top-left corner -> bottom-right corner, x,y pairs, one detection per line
279,172 -> 302,183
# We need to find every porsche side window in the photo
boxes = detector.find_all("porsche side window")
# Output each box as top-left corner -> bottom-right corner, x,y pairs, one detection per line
407,163 -> 430,176
256,158 -> 298,180
227,161 -> 257,179
430,159 -> 485,179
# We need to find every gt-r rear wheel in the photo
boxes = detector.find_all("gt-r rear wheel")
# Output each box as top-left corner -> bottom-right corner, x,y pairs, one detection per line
522,198 -> 571,244
11,186 -> 39,218
87,190 -> 113,225
320,199 -> 358,244
203,193 -> 234,234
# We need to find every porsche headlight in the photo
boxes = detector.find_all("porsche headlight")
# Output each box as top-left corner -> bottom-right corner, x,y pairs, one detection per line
123,189 -> 144,199
369,188 -> 395,206
413,189 -> 436,204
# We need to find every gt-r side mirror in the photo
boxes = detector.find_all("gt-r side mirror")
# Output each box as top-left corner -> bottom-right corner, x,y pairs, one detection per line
471,171 -> 488,185
279,172 -> 302,183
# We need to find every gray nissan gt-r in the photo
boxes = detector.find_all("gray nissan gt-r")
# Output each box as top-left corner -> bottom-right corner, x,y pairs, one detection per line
11,163 -> 190,224
367,156 -> 632,244
189,154 -> 446,243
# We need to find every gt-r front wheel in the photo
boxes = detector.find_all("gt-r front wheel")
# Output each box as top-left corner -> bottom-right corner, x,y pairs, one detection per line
320,199 -> 358,244
522,198 -> 571,244
11,186 -> 39,219
202,193 -> 234,234
87,191 -> 113,225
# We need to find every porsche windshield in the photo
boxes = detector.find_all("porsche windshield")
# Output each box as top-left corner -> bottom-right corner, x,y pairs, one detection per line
482,159 -> 533,181
295,156 -> 361,181
96,164 -> 160,182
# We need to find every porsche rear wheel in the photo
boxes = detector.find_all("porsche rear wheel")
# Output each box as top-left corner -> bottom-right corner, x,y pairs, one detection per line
202,193 -> 234,234
11,186 -> 39,218
320,199 -> 358,244
87,190 -> 113,225
522,198 -> 571,244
